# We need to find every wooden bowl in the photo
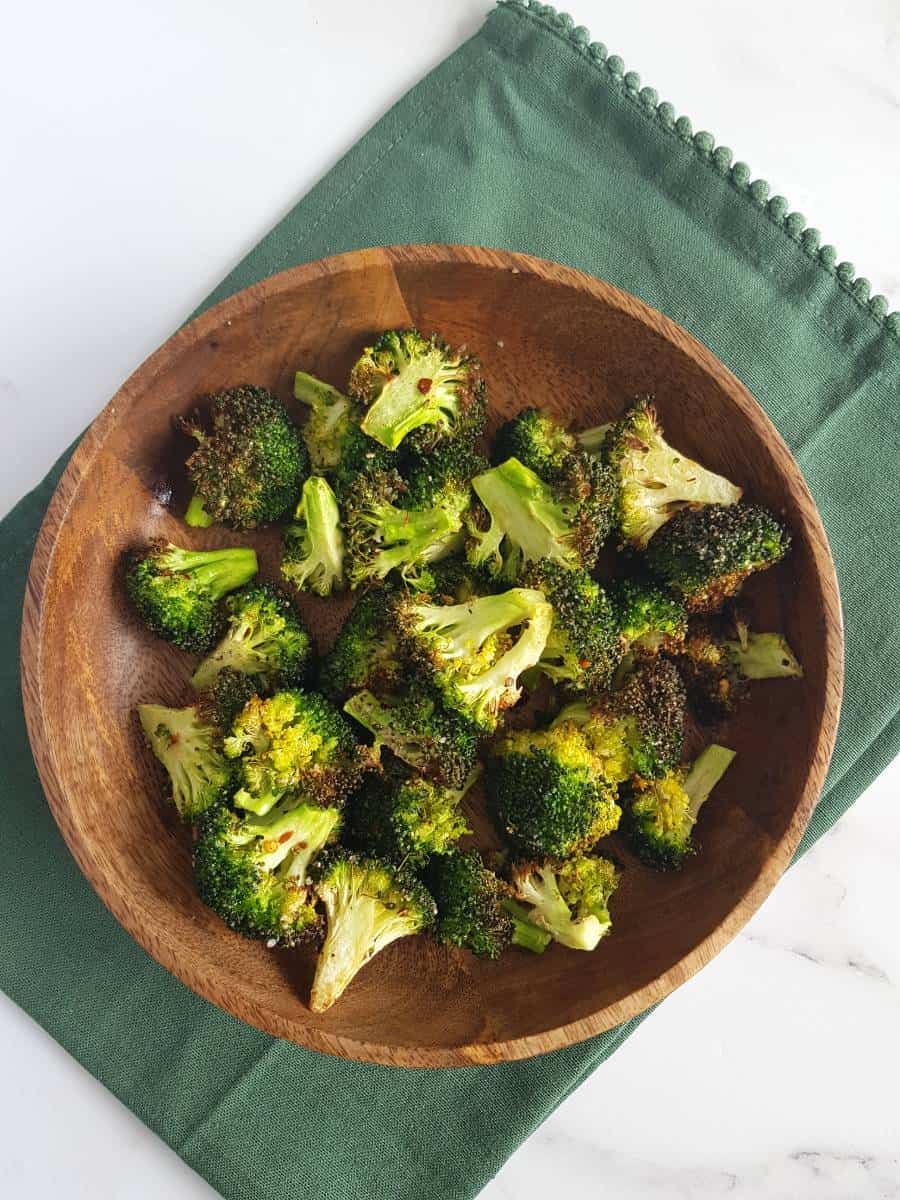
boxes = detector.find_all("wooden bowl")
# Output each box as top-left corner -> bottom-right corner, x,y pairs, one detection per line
21,245 -> 843,1066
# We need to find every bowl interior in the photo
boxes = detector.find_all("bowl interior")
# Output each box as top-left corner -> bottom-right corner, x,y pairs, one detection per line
24,246 -> 841,1065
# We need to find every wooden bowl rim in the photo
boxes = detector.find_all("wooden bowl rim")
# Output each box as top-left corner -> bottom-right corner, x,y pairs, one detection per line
20,244 -> 844,1066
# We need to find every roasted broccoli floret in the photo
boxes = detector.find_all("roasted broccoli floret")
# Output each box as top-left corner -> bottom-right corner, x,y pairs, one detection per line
281,476 -> 346,596
293,370 -> 358,470
224,689 -> 367,815
466,457 -> 611,581
611,576 -> 688,656
677,624 -> 803,721
191,584 -> 312,692
318,587 -> 403,703
343,445 -> 481,589
348,765 -> 479,867
343,685 -> 479,789
308,851 -> 436,1011
523,563 -> 621,697
396,586 -> 553,731
623,744 -> 736,869
195,667 -> 260,730
493,408 -> 579,485
645,503 -> 791,613
179,385 -> 308,528
602,397 -> 742,547
487,723 -> 622,858
350,329 -> 485,452
427,848 -> 551,959
125,539 -> 258,652
193,799 -> 339,945
138,701 -> 232,823
509,855 -> 619,951
555,657 -> 686,782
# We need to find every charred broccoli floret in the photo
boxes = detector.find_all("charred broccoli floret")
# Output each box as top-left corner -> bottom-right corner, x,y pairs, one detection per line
396,586 -> 553,731
191,584 -> 312,692
343,685 -> 479,789
509,855 -> 619,951
677,623 -> 803,721
645,502 -> 791,613
193,799 -> 338,945
493,408 -> 578,485
125,539 -> 258,652
427,848 -> 551,959
224,689 -> 367,815
523,563 -> 621,697
281,476 -> 346,596
623,744 -> 736,869
348,765 -> 478,867
179,385 -> 308,528
602,397 -> 742,547
318,587 -> 403,703
466,457 -> 611,581
308,851 -> 436,1011
137,701 -> 232,823
611,576 -> 688,656
350,329 -> 486,452
486,723 -> 621,858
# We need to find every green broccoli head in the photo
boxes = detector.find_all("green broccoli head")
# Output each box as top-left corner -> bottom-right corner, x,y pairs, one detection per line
677,622 -> 803,721
395,586 -> 554,731
523,563 -> 622,697
308,850 -> 436,1011
645,502 -> 791,613
509,854 -> 619,951
125,539 -> 258,652
348,764 -> 477,867
492,408 -> 578,485
622,744 -> 736,869
318,586 -> 404,703
343,684 -> 479,789
281,475 -> 346,597
611,576 -> 688,655
195,667 -> 260,731
192,799 -> 340,945
350,329 -> 486,453
179,386 -> 308,528
224,689 -> 368,815
486,723 -> 622,858
191,583 -> 313,693
137,701 -> 233,823
602,397 -> 743,547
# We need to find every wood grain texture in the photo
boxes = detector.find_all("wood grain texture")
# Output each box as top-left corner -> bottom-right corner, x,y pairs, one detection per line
20,245 -> 843,1067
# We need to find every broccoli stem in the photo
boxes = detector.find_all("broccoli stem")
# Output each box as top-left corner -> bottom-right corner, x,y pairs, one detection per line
293,370 -> 345,410
310,893 -> 410,1012
576,423 -> 612,454
455,601 -> 553,715
502,898 -> 552,954
372,506 -> 459,576
166,545 -> 259,596
472,459 -> 574,568
185,492 -> 215,528
683,744 -> 736,821
725,632 -> 803,680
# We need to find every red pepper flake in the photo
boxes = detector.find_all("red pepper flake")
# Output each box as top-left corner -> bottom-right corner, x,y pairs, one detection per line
579,658 -> 591,669
278,831 -> 294,844
417,377 -> 433,394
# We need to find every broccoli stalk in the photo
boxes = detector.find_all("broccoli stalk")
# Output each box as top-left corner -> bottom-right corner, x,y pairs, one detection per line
510,856 -> 619,951
575,423 -> 613,455
138,702 -> 232,823
281,476 -> 346,596
191,584 -> 312,693
184,493 -> 214,528
309,852 -> 436,1011
501,898 -> 554,954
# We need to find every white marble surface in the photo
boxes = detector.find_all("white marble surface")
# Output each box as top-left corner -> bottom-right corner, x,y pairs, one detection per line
2,2 -> 898,1197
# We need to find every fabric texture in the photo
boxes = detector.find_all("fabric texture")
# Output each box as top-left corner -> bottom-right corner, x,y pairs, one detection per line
2,4 -> 899,1198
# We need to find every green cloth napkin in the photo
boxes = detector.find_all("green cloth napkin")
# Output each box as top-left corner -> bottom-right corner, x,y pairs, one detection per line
3,3 -> 899,1198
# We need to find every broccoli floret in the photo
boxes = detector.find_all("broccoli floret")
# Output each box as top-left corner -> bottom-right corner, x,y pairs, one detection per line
193,799 -> 339,945
343,685 -> 479,789
623,744 -> 736,869
486,723 -> 622,858
318,587 -> 403,703
179,385 -> 308,528
509,855 -> 619,951
343,445 -> 481,589
281,476 -> 346,596
125,539 -> 258,652
293,370 -> 358,469
308,851 -> 436,1011
563,658 -> 687,782
645,503 -> 791,613
602,398 -> 742,547
396,586 -> 554,731
350,329 -> 486,452
466,457 -> 610,581
427,848 -> 551,959
224,689 -> 367,815
138,701 -> 232,823
610,576 -> 688,655
195,667 -> 260,731
523,563 -> 621,697
191,584 -> 313,693
348,765 -> 479,867
422,558 -> 497,603
678,624 -> 803,721
493,408 -> 579,485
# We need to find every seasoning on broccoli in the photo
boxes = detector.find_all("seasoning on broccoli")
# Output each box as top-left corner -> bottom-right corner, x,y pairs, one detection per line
678,623 -> 802,721
610,576 -> 688,656
523,563 -> 621,697
179,385 -> 308,528
125,539 -> 258,652
318,587 -> 403,703
281,475 -> 346,596
138,701 -> 232,824
509,855 -> 619,951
